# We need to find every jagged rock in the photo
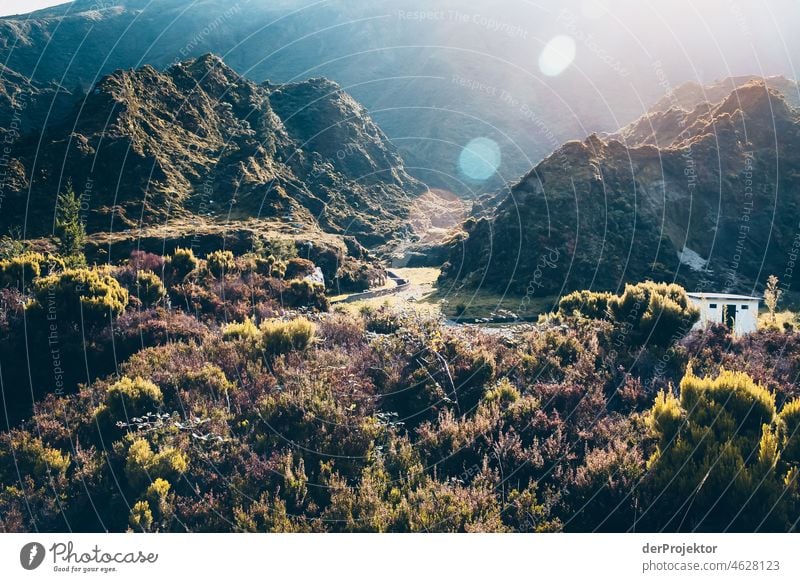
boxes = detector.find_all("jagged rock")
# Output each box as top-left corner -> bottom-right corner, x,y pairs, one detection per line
441,81 -> 800,294
0,54 -> 425,247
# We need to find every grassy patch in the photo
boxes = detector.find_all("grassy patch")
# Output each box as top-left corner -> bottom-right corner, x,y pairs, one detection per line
424,287 -> 558,320
759,309 -> 797,330
391,267 -> 440,286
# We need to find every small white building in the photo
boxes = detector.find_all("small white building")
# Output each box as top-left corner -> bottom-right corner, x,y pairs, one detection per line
687,293 -> 761,337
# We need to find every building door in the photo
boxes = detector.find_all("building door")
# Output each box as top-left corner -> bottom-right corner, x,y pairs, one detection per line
724,304 -> 737,330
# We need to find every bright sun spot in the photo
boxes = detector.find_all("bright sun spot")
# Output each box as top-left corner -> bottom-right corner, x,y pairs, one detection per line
458,138 -> 501,181
538,35 -> 577,77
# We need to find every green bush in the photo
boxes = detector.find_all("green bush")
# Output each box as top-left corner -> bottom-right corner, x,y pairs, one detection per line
129,500 -> 154,531
260,318 -> 316,357
2,433 -> 70,479
182,363 -> 236,396
206,250 -> 236,278
0,252 -> 44,288
55,183 -> 87,262
284,279 -> 328,310
105,376 -> 163,419
644,368 -> 793,531
558,290 -> 612,319
484,378 -> 520,404
125,438 -> 188,490
31,267 -> 129,324
222,317 -> 260,342
135,270 -> 166,306
558,282 -> 698,348
779,399 -> 800,463
167,248 -> 198,280
609,282 -> 698,346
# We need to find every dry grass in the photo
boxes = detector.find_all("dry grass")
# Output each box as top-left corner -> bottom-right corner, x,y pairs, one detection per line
759,309 -> 797,330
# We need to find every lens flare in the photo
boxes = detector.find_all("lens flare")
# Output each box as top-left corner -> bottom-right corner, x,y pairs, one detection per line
538,35 -> 576,77
458,138 -> 501,181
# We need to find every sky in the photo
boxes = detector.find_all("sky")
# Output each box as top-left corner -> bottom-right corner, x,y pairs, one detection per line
0,0 -> 67,17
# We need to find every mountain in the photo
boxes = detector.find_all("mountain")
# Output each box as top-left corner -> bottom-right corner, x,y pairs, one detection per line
0,64 -> 74,142
0,54 -> 424,249
648,76 -> 800,116
611,75 -> 800,148
439,80 -> 800,296
3,0 -> 799,197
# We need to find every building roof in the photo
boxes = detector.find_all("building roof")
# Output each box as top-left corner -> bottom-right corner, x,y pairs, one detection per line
687,292 -> 761,302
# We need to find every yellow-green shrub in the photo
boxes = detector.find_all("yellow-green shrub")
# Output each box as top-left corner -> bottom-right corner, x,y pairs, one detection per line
125,438 -> 188,490
484,378 -> 520,405
182,363 -> 235,396
167,248 -> 198,280
31,267 -> 129,323
0,252 -> 46,289
206,250 -> 235,278
779,399 -> 800,463
4,433 -> 70,478
260,317 -> 315,356
105,376 -> 163,419
644,368 -> 791,531
129,500 -> 153,530
558,289 -> 612,319
135,270 -> 166,306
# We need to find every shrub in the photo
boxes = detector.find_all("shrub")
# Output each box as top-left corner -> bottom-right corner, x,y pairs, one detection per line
135,270 -> 166,307
146,478 -> 171,503
125,438 -> 188,490
252,255 -> 283,278
267,256 -> 287,278
264,238 -> 298,261
55,182 -> 87,262
182,363 -> 235,396
644,368 -> 793,531
260,318 -> 316,357
284,279 -> 328,310
1,433 -> 70,479
206,250 -> 236,278
0,252 -> 46,290
129,251 -> 165,274
104,376 -> 163,420
484,378 -> 520,404
31,268 -> 129,324
222,317 -> 261,342
559,282 -> 698,348
0,229 -> 27,260
779,399 -> 800,463
167,248 -> 198,280
284,257 -> 316,280
334,260 -> 384,293
362,305 -> 402,334
609,282 -> 698,347
129,500 -> 153,531
558,290 -> 612,319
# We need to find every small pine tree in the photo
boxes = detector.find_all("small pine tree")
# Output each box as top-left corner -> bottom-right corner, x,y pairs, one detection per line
765,275 -> 781,324
55,182 -> 87,263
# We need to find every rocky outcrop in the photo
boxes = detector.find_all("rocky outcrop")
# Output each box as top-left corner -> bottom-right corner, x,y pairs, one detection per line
441,81 -> 800,294
1,54 -> 425,247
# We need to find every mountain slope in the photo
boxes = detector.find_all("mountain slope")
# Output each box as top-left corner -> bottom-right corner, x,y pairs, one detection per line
1,54 -> 424,247
440,81 -> 800,295
4,0 -> 798,198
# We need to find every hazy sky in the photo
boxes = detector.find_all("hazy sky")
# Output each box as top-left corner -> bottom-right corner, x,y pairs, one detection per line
0,0 -> 66,17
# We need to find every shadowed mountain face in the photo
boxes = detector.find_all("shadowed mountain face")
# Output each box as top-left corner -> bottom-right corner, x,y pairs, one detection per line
440,81 -> 800,295
3,0 -> 799,198
0,54 -> 424,247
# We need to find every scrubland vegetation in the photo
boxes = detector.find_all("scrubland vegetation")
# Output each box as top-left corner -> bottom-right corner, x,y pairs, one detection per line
1,241 -> 799,533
